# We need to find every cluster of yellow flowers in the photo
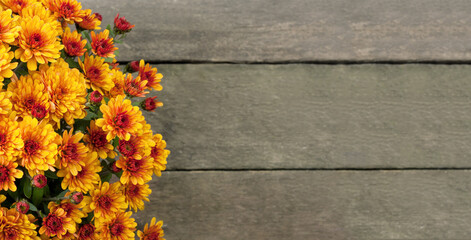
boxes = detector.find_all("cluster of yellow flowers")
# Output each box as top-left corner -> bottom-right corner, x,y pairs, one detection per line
0,0 -> 169,239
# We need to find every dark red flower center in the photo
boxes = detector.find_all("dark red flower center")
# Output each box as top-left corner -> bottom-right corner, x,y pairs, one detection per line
97,195 -> 112,210
63,143 -> 79,160
5,229 -> 18,239
126,158 -> 143,173
24,140 -> 40,155
90,130 -> 107,148
29,33 -> 43,48
118,140 -> 136,157
127,184 -> 140,197
110,223 -> 125,236
151,147 -> 162,159
114,113 -> 130,128
0,133 -> 6,145
44,214 -> 64,233
31,103 -> 47,120
88,66 -> 101,80
0,166 -> 9,182
25,98 -> 35,108
147,232 -> 161,240
60,3 -> 74,16
78,224 -> 96,238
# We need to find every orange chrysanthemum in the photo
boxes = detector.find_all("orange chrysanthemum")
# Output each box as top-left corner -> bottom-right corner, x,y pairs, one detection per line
0,44 -> 18,84
122,182 -> 151,211
15,15 -> 63,71
39,59 -> 87,126
116,156 -> 153,185
48,199 -> 86,225
79,54 -> 114,93
82,182 -> 127,220
117,130 -> 153,160
8,73 -> 50,120
57,129 -> 88,176
39,207 -> 76,238
96,211 -> 137,240
0,207 -> 38,240
77,223 -> 98,240
138,60 -> 163,91
1,0 -> 37,13
18,116 -> 59,176
138,217 -> 165,240
0,158 -> 23,191
0,90 -> 12,115
108,69 -> 126,98
57,151 -> 100,193
43,0 -> 89,24
0,9 -> 20,44
77,12 -> 101,30
96,95 -> 145,141
0,115 -> 23,161
150,134 -> 170,177
124,74 -> 148,98
62,27 -> 86,57
84,120 -> 116,160
90,29 -> 117,58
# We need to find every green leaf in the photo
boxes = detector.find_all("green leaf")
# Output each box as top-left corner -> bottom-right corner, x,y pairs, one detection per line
104,57 -> 114,63
28,202 -> 38,212
7,189 -> 19,201
32,187 -> 44,206
106,24 -> 112,33
100,172 -> 112,183
22,178 -> 32,198
44,171 -> 58,179
112,136 -> 120,148
65,57 -> 81,70
55,190 -> 69,199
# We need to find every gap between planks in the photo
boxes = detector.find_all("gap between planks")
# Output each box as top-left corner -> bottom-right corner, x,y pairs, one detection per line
166,168 -> 471,172
117,60 -> 471,65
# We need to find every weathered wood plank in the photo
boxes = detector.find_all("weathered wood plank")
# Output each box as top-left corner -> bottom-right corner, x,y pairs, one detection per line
134,171 -> 471,239
81,0 -> 471,62
146,64 -> 471,169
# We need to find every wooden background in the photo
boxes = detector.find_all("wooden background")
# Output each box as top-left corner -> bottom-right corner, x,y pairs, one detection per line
82,0 -> 471,239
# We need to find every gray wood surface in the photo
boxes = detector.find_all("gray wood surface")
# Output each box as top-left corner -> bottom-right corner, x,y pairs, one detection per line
147,64 -> 471,170
134,171 -> 471,240
81,0 -> 471,62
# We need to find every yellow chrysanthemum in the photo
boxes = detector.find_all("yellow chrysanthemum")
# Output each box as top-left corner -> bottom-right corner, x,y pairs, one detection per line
108,69 -> 125,98
39,59 -> 87,126
77,12 -> 101,30
39,207 -> 76,239
61,27 -> 86,57
18,116 -> 59,176
0,90 -> 12,115
0,9 -> 20,44
20,2 -> 62,33
82,182 -> 127,220
57,150 -> 100,193
0,158 -> 23,191
79,54 -> 114,94
0,207 -> 38,240
8,73 -> 50,120
0,43 -> 17,84
48,199 -> 86,225
15,15 -> 63,71
116,155 -> 153,185
1,0 -> 37,13
76,223 -> 98,240
117,130 -> 153,160
96,95 -> 145,141
138,217 -> 166,240
90,29 -> 117,58
96,211 -> 137,240
83,120 -> 116,160
0,115 -> 23,161
150,134 -> 170,177
122,182 -> 151,212
43,0 -> 89,24
138,60 -> 163,91
56,129 -> 88,176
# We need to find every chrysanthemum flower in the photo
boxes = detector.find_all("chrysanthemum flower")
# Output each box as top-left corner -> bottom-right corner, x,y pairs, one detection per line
0,115 -> 23,161
39,207 -> 76,238
79,54 -> 114,94
20,2 -> 62,33
0,91 -> 12,115
32,174 -> 47,188
114,14 -> 134,34
122,182 -> 151,211
138,60 -> 163,91
0,207 -> 38,240
83,120 -> 116,160
77,12 -> 101,30
0,9 -> 20,44
57,129 -> 88,176
57,151 -> 100,193
8,74 -> 50,120
43,0 -> 89,24
137,217 -> 165,240
77,223 -> 98,240
0,44 -> 18,84
15,15 -> 63,71
15,200 -> 29,214
141,96 -> 163,112
48,199 -> 86,225
1,0 -> 37,13
116,156 -> 153,185
82,182 -> 127,220
0,158 -> 23,191
124,74 -> 148,97
62,27 -> 86,57
90,29 -> 117,58
150,134 -> 170,177
18,116 -> 59,176
108,69 -> 126,98
117,131 -> 153,160
0,195 -> 5,204
96,211 -> 137,240
40,59 -> 87,126
96,95 -> 145,141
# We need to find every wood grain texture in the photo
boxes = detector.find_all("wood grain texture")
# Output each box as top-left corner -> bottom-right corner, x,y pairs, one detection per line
81,0 -> 471,62
146,64 -> 471,169
134,171 -> 471,239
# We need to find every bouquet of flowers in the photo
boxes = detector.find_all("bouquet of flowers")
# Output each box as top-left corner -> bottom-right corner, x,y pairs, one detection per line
0,0 -> 170,239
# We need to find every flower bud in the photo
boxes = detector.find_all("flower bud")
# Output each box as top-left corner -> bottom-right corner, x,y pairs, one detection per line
32,174 -> 47,188
90,91 -> 103,105
70,192 -> 84,204
94,13 -> 103,21
16,200 -> 29,214
125,61 -> 140,73
114,14 -> 135,34
141,96 -> 163,112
